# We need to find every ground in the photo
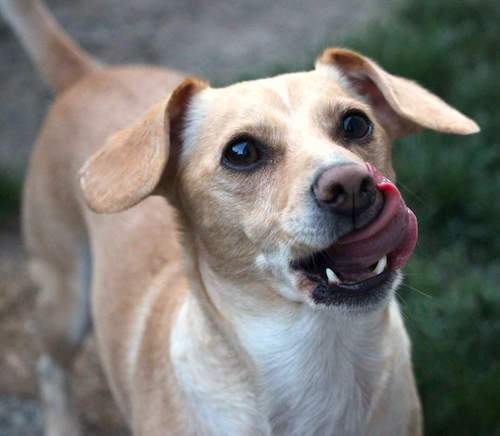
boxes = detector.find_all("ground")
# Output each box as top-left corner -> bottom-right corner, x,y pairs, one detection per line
0,0 -> 388,434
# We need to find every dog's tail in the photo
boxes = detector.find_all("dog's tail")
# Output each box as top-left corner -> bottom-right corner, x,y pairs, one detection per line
0,0 -> 101,93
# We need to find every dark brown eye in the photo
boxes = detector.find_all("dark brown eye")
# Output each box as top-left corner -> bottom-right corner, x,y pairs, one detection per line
341,111 -> 373,140
222,136 -> 265,171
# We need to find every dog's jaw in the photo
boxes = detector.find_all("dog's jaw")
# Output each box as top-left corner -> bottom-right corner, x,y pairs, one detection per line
254,246 -> 402,314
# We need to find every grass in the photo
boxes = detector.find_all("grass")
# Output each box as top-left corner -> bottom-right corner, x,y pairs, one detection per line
0,171 -> 21,225
1,0 -> 499,433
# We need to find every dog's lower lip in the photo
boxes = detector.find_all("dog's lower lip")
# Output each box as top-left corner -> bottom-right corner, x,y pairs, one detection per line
309,270 -> 394,307
290,246 -> 389,288
299,262 -> 388,289
319,270 -> 389,292
290,242 -> 394,307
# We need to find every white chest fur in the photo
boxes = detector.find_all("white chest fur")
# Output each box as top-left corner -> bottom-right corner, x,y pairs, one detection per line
171,295 -> 407,436
170,297 -> 273,436
233,304 -> 395,436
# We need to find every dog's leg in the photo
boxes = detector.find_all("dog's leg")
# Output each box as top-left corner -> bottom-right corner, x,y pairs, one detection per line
29,243 -> 91,436
37,354 -> 82,436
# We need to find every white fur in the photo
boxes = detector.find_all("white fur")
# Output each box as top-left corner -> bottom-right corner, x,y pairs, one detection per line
255,247 -> 303,302
170,296 -> 272,436
180,90 -> 212,163
315,62 -> 353,91
233,300 -> 408,436
271,80 -> 293,112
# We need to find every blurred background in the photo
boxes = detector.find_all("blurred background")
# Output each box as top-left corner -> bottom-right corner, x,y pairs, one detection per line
0,0 -> 498,434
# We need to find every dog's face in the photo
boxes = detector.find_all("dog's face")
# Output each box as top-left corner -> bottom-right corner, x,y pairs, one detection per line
177,72 -> 397,311
81,48 -> 479,313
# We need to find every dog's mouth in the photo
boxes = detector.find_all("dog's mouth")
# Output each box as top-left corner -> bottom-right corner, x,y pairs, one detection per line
291,165 -> 418,307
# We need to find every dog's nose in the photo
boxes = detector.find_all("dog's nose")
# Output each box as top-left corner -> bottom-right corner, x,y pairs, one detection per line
313,164 -> 377,216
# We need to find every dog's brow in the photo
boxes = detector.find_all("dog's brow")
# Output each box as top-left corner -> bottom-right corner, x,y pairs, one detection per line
314,98 -> 371,127
225,122 -> 286,150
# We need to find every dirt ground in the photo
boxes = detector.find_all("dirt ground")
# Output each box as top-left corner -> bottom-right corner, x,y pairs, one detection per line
0,0 -> 389,434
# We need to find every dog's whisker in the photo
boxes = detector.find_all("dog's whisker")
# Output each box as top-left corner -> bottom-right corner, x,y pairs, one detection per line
395,290 -> 410,308
395,292 -> 415,324
397,181 -> 429,210
400,283 -> 434,299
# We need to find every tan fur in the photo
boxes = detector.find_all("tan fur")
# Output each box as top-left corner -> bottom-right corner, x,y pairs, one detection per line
0,0 -> 100,92
3,1 -> 479,434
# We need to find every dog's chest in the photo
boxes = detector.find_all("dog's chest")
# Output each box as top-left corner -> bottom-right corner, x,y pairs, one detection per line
236,310 -> 385,436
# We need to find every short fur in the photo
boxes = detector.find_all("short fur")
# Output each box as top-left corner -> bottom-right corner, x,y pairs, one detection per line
1,1 -> 479,435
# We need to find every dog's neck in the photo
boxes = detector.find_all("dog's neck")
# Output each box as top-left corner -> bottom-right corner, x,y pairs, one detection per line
172,252 -> 398,435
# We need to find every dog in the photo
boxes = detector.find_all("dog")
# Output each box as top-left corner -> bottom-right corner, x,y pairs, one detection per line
1,0 -> 479,435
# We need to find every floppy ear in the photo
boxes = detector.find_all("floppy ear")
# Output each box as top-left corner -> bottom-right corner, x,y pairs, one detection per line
80,77 -> 208,213
316,48 -> 479,139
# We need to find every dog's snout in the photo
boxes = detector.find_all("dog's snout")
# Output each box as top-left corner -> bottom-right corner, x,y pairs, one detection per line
313,164 -> 378,216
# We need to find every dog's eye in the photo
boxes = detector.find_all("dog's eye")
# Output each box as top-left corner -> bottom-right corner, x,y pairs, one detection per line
341,111 -> 373,140
222,136 -> 265,171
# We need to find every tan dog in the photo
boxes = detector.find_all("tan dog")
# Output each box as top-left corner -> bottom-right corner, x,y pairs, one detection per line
2,1 -> 479,435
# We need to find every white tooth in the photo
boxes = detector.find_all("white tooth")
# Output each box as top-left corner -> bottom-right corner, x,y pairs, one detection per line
326,268 -> 340,284
374,255 -> 387,275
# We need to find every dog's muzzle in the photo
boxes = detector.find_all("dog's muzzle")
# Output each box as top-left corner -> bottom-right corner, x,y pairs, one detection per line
292,163 -> 418,307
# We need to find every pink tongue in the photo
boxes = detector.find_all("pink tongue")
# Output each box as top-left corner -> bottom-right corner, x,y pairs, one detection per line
329,164 -> 418,272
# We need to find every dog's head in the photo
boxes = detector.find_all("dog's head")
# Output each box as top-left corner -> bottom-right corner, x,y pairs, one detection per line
80,48 -> 478,313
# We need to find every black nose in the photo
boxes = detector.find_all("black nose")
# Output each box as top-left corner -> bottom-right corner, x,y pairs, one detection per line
313,163 -> 378,216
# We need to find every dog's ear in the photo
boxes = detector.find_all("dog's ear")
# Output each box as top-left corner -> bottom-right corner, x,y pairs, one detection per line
316,48 -> 479,139
80,77 -> 208,213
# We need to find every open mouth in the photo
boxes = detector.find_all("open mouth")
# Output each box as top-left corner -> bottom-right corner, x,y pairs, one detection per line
291,164 -> 418,307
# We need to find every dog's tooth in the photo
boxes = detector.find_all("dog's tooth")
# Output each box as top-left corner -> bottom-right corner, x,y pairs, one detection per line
326,268 -> 340,284
373,255 -> 387,275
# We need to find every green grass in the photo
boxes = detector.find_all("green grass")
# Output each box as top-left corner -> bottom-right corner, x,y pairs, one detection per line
236,0 -> 500,433
0,171 -> 21,224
